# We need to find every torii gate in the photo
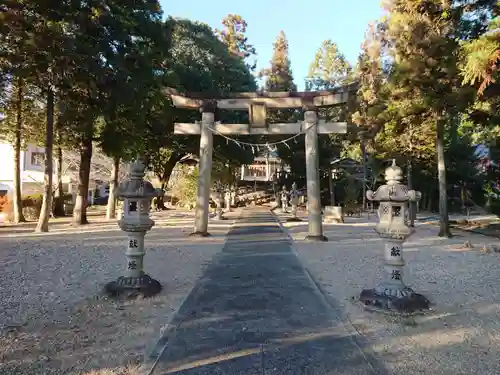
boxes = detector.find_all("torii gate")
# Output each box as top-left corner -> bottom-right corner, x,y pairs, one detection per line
168,87 -> 353,241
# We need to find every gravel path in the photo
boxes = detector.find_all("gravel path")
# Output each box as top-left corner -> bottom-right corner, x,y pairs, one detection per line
276,210 -> 500,375
0,210 -> 238,375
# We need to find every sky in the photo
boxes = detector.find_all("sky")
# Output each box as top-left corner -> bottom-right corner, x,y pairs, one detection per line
159,0 -> 384,90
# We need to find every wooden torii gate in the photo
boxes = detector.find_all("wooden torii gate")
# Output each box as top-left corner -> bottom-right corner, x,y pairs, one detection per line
168,87 -> 353,241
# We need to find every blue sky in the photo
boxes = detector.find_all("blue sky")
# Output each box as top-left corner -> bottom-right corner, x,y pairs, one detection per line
159,0 -> 384,90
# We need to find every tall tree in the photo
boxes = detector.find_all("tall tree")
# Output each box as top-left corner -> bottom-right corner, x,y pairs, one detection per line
306,39 -> 353,91
215,14 -> 257,71
260,31 -> 297,92
352,22 -> 390,137
51,0 -> 166,226
35,88 -> 54,232
384,0 -> 468,237
144,18 -> 256,192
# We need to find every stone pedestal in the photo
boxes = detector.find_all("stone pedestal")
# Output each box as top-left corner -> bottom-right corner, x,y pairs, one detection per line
359,160 -> 429,313
324,206 -> 344,223
104,157 -> 162,298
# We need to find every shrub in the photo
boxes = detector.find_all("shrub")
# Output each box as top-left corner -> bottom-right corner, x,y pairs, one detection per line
489,198 -> 500,217
22,194 -> 43,208
170,166 -> 198,207
21,194 -> 43,221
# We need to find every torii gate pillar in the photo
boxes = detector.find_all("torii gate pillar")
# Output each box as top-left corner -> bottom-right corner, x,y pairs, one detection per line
304,108 -> 327,241
192,102 -> 215,237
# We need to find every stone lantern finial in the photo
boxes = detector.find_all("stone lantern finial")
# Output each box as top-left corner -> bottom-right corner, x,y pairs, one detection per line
129,157 -> 146,179
385,159 -> 403,185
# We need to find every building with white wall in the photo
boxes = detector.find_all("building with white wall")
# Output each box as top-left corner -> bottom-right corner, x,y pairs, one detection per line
0,142 -> 109,204
0,143 -> 68,196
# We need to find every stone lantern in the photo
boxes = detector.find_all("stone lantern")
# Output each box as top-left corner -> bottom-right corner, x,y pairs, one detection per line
230,185 -> 237,207
281,185 -> 289,213
224,186 -> 232,212
359,159 -> 429,313
212,188 -> 224,220
273,181 -> 282,211
104,157 -> 162,298
287,182 -> 301,222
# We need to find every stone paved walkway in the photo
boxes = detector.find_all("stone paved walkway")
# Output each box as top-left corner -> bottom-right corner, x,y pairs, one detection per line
148,208 -> 382,375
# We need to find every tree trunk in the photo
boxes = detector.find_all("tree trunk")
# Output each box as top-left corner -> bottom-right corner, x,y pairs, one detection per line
426,187 -> 434,212
53,144 -> 65,217
328,168 -> 335,205
407,158 -> 415,227
156,152 -> 185,210
360,139 -> 367,210
13,76 -> 26,223
72,133 -> 92,226
106,156 -> 120,220
35,88 -> 54,232
436,118 -> 451,237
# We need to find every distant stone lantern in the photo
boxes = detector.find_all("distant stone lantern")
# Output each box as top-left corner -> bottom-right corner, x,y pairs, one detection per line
360,159 -> 429,313
224,187 -> 232,212
281,185 -> 289,213
212,187 -> 225,220
231,185 -> 237,206
287,182 -> 301,222
105,157 -> 162,298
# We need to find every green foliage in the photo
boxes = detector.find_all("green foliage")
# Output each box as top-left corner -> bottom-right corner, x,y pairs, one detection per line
171,166 -> 199,207
143,17 -> 257,183
0,78 -> 45,145
21,194 -> 43,208
460,2 -> 500,95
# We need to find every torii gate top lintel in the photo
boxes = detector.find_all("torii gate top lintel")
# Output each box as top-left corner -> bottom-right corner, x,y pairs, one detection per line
167,85 -> 354,135
165,85 -> 356,111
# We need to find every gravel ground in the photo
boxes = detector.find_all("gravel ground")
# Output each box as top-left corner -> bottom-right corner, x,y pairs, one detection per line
0,209 -> 238,375
276,210 -> 500,375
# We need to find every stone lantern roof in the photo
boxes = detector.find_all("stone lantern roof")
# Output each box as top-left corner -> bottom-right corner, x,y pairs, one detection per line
366,160 -> 420,203
116,158 -> 161,199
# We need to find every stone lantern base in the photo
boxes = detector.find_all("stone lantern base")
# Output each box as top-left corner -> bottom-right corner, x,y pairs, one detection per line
359,286 -> 430,314
105,273 -> 162,298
